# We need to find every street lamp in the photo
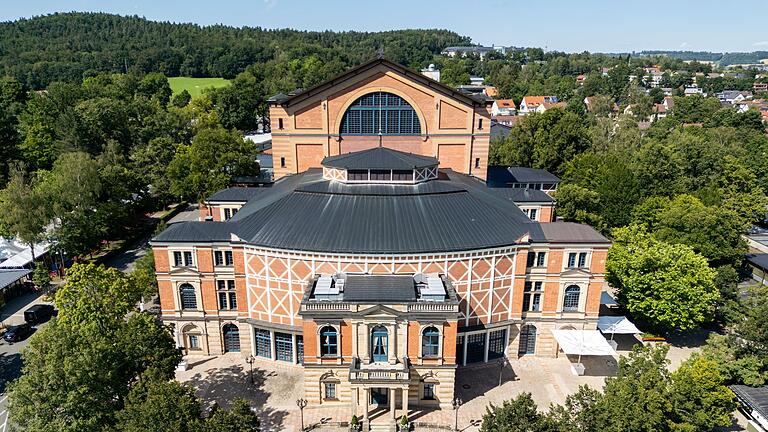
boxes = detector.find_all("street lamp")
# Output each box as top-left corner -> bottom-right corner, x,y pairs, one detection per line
497,357 -> 508,387
245,355 -> 255,385
296,398 -> 308,431
452,397 -> 463,432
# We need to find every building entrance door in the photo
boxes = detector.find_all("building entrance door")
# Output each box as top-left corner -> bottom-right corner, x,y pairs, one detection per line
222,324 -> 240,353
371,388 -> 388,407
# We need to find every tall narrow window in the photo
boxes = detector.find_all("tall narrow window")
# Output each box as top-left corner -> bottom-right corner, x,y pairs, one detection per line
223,208 -> 232,220
214,251 -> 224,266
324,383 -> 337,399
320,326 -> 338,357
217,280 -> 236,310
522,281 -> 543,312
535,252 -> 546,267
225,251 -> 234,266
478,118 -> 483,129
278,118 -> 283,129
280,157 -> 286,168
421,326 -> 440,357
526,252 -> 535,268
567,253 -> 577,268
183,251 -> 193,267
528,208 -> 538,221
173,251 -> 183,267
475,157 -> 481,168
578,252 -> 588,268
179,284 -> 197,310
423,383 -> 435,400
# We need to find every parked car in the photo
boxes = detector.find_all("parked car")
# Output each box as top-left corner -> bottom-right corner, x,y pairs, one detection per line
24,304 -> 55,324
3,323 -> 34,342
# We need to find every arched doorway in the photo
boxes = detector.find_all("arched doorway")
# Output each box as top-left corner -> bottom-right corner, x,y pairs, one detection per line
181,324 -> 203,354
518,325 -> 537,356
222,324 -> 240,353
370,325 -> 388,362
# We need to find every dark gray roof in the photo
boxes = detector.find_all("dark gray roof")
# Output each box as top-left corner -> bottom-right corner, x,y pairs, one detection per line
490,121 -> 512,140
486,187 -> 555,203
487,166 -> 561,186
506,167 -> 561,183
730,385 -> 768,420
745,253 -> 768,270
153,222 -> 233,243
338,275 -> 418,302
533,222 -> 609,244
206,187 -> 267,203
321,147 -> 438,171
0,269 -> 30,290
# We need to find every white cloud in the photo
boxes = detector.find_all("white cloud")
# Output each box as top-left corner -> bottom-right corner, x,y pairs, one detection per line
263,0 -> 278,10
754,41 -> 768,47
679,42 -> 689,48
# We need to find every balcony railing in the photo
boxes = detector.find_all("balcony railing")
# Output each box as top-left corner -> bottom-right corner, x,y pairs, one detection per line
302,302 -> 351,312
349,357 -> 410,382
407,302 -> 457,313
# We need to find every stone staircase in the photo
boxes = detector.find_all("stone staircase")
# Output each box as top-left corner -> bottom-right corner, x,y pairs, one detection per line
368,421 -> 395,432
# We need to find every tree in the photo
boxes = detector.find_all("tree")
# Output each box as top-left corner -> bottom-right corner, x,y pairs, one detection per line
7,263 -> 181,432
168,127 -> 259,202
595,345 -> 672,432
54,263 -> 143,331
172,89 -> 192,108
0,165 -> 50,264
31,261 -> 51,290
212,71 -> 265,131
668,356 -> 735,431
606,225 -> 719,331
200,398 -> 261,432
480,392 -> 548,432
552,184 -> 604,230
117,377 -> 202,432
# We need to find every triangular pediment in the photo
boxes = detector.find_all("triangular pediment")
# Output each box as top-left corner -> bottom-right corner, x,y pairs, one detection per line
169,266 -> 201,276
357,304 -> 403,318
561,268 -> 591,277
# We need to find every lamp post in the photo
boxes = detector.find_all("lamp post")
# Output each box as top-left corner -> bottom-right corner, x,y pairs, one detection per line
296,398 -> 308,431
245,355 -> 255,385
452,397 -> 463,432
497,357 -> 507,387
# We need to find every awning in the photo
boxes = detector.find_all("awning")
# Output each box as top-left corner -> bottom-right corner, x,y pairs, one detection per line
597,316 -> 641,334
600,291 -> 618,306
0,269 -> 31,290
552,330 -> 616,356
0,242 -> 50,268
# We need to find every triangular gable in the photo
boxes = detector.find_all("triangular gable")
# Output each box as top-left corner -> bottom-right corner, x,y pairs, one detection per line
357,304 -> 404,318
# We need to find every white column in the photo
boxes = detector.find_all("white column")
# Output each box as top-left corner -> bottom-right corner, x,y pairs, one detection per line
363,388 -> 370,423
462,335 -> 468,366
388,323 -> 397,364
389,387 -> 397,419
402,387 -> 409,416
269,329 -> 276,361
352,321 -> 359,358
351,387 -> 358,418
292,333 -> 298,364
484,331 -> 490,363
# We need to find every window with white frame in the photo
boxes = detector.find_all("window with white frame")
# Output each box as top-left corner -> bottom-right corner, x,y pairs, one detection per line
421,326 -> 440,357
214,250 -> 234,267
522,281 -> 543,312
216,280 -> 237,310
223,207 -> 238,220
173,251 -> 194,267
526,251 -> 546,268
567,252 -> 589,269
319,326 -> 338,357
563,285 -> 581,311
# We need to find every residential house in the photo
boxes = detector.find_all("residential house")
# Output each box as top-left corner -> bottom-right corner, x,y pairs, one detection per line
519,96 -> 559,115
492,99 -> 517,116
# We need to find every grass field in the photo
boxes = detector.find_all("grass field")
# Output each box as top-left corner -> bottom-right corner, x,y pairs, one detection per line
168,77 -> 231,98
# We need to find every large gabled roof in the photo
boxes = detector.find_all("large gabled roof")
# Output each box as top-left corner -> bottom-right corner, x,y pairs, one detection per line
321,147 -> 438,171
268,57 -> 492,108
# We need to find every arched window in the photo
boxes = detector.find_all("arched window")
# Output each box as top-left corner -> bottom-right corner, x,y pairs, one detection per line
340,92 -> 421,135
179,283 -> 197,310
421,326 -> 440,357
222,323 -> 240,353
319,326 -> 338,357
563,285 -> 581,311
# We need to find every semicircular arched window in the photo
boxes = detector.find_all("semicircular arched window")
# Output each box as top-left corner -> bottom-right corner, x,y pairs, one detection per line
179,283 -> 197,310
421,326 -> 440,357
340,92 -> 421,135
563,285 -> 581,311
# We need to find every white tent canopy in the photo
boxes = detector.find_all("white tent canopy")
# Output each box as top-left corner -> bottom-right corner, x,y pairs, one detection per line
552,330 -> 616,356
597,316 -> 641,334
600,291 -> 618,306
0,240 -> 50,268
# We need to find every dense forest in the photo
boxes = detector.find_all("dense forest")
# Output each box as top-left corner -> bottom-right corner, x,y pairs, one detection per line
637,50 -> 768,66
0,12 -> 468,88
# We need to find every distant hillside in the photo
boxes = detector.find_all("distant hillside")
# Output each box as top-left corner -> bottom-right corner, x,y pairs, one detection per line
0,12 -> 470,88
636,50 -> 768,66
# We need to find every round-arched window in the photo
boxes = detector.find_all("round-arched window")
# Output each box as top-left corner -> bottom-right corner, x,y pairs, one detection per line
563,285 -> 581,311
319,326 -> 338,357
179,283 -> 197,310
340,92 -> 421,135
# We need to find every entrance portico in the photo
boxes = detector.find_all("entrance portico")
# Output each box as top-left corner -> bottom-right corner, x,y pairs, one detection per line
352,385 -> 410,425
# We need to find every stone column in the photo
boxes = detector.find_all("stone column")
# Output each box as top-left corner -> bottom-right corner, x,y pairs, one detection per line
389,387 -> 396,419
351,387 -> 358,418
269,329 -> 276,361
484,331 -> 490,363
352,321 -> 359,358
363,388 -> 370,423
292,333 -> 298,364
402,387 -> 409,416
388,323 -> 397,365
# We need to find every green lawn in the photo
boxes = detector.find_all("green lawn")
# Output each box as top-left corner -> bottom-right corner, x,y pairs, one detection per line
168,77 -> 231,98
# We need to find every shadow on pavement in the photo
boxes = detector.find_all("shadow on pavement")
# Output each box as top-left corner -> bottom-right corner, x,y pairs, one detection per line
0,291 -> 44,324
186,363 -> 288,431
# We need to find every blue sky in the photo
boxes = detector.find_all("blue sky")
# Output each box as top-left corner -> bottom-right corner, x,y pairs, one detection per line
3,0 -> 768,53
